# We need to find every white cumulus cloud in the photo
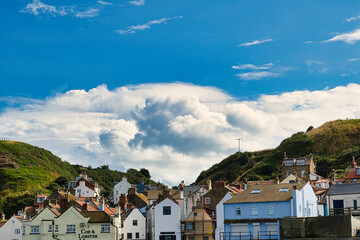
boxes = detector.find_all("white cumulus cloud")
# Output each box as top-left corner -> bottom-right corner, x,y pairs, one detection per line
1,83 -> 360,185
129,0 -> 145,6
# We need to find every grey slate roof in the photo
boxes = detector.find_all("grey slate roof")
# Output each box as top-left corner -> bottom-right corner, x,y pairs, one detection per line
183,185 -> 201,196
327,183 -> 360,195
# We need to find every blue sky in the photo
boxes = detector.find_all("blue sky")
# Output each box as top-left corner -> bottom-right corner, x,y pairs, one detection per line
1,0 -> 360,185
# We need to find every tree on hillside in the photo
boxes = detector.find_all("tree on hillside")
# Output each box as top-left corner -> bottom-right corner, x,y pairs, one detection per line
140,168 -> 151,178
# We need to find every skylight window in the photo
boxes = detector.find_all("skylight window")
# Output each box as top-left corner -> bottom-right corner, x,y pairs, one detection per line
251,189 -> 261,194
279,188 -> 289,192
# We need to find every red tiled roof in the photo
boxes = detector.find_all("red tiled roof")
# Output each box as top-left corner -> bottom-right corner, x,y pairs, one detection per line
345,168 -> 360,179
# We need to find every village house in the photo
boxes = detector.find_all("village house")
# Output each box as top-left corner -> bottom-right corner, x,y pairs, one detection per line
181,205 -> 216,240
326,182 -> 360,215
22,203 -> 121,240
281,153 -> 316,180
113,177 -> 132,205
119,187 -> 148,215
183,180 -> 212,220
121,208 -> 146,240
222,182 -> 317,240
344,157 -> 360,183
0,214 -> 26,240
146,188 -> 181,240
215,192 -> 236,240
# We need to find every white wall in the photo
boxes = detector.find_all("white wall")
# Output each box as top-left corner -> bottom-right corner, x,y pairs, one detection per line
0,216 -> 24,240
292,182 -> 318,217
122,208 -> 146,240
154,198 -> 181,240
75,181 -> 96,198
113,178 -> 132,204
215,192 -> 232,240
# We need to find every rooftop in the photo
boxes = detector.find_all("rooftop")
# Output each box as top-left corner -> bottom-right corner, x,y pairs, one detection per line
225,183 -> 306,204
327,183 -> 360,195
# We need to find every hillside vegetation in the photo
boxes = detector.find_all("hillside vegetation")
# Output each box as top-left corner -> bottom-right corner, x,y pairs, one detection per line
195,119 -> 360,184
0,141 -> 154,217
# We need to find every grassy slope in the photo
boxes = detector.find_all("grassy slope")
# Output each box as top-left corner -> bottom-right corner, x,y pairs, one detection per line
0,141 -> 155,217
0,141 -> 78,217
195,119 -> 360,184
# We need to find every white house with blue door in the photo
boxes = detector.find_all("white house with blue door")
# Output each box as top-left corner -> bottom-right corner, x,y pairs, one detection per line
326,183 -> 360,215
222,182 -> 317,240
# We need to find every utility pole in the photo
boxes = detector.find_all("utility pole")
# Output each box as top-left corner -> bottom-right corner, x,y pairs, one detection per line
235,138 -> 243,152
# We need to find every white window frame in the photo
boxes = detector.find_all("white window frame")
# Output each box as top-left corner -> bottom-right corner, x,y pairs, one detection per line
30,226 -> 40,234
296,160 -> 306,166
250,206 -> 258,216
66,224 -> 76,233
267,206 -> 274,215
14,229 -> 21,235
235,207 -> 241,216
284,161 -> 293,166
205,197 -> 210,204
279,188 -> 289,192
101,224 -> 111,233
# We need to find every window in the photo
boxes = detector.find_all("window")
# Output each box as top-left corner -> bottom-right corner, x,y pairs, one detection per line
136,232 -> 140,239
121,234 -> 124,239
121,220 -> 124,228
48,225 -> 52,232
66,224 -> 76,233
296,159 -> 306,166
163,206 -> 171,215
354,200 -> 358,210
235,207 -> 241,216
30,226 -> 40,234
205,197 -> 210,204
133,220 -> 138,226
55,225 -> 59,232
250,206 -> 258,215
279,188 -> 289,192
251,189 -> 261,194
301,170 -> 306,177
284,160 -> 293,166
22,226 -> 25,235
127,233 -> 133,239
267,206 -> 274,215
287,171 -> 292,176
101,224 -> 111,233
357,168 -> 360,175
186,222 -> 194,230
77,189 -> 81,193
14,229 -> 20,234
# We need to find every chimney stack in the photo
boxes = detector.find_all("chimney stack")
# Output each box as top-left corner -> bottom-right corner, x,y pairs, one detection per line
1,212 -> 5,220
215,180 -> 226,188
128,187 -> 136,195
119,194 -> 127,210
206,179 -> 212,191
82,203 -> 88,211
352,156 -> 357,168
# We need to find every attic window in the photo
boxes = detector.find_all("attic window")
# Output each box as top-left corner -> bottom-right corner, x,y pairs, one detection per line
279,188 -> 289,192
284,160 -> 293,166
296,159 -> 306,166
356,168 -> 360,175
251,189 -> 261,194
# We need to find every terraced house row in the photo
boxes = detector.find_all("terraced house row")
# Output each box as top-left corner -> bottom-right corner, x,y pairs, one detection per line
3,155 -> 360,239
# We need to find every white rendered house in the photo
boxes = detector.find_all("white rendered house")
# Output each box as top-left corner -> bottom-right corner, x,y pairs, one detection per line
113,177 -> 132,205
0,215 -> 26,240
121,208 -> 146,240
147,193 -> 181,240
215,192 -> 233,240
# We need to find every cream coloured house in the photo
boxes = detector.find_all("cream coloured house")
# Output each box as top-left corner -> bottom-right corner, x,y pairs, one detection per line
22,205 -> 121,240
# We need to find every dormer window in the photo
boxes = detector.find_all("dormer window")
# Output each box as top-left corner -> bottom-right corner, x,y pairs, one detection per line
296,159 -> 306,166
251,189 -> 261,194
356,168 -> 360,175
284,160 -> 293,166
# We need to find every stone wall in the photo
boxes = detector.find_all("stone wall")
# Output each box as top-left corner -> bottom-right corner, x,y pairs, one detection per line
280,215 -> 360,239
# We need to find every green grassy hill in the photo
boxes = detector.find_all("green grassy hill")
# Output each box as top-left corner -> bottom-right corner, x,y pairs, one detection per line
0,141 -> 155,218
195,119 -> 360,184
